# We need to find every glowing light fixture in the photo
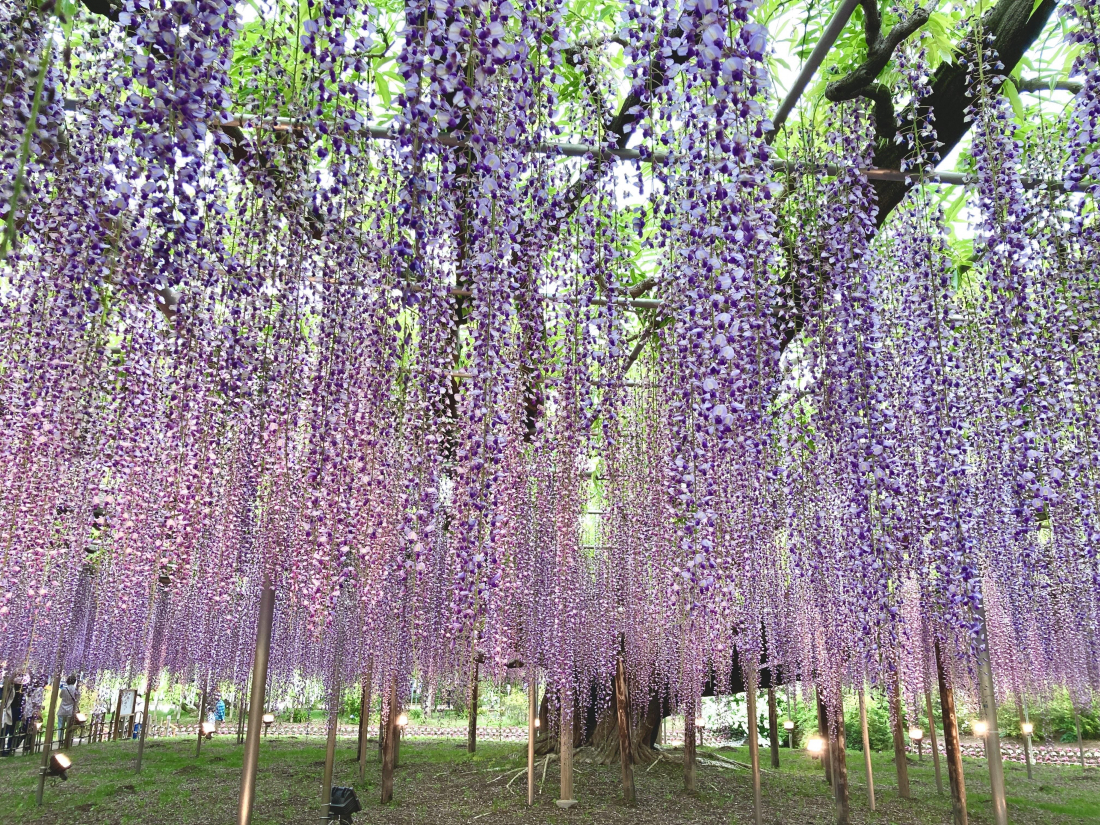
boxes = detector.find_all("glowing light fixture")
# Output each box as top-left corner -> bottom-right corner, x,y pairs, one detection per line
262,713 -> 275,736
909,727 -> 924,742
534,718 -> 541,729
973,720 -> 989,737
1021,722 -> 1034,736
807,736 -> 824,755
201,721 -> 216,739
783,720 -> 795,731
396,713 -> 409,728
74,712 -> 88,725
48,752 -> 72,780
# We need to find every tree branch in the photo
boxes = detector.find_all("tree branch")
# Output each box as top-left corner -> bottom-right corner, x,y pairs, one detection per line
824,5 -> 929,105
1015,76 -> 1083,94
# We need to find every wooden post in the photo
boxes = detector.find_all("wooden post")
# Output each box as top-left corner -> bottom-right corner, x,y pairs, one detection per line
767,687 -> 780,769
614,655 -> 636,804
833,693 -> 850,825
746,675 -> 763,825
321,704 -> 339,818
858,688 -> 875,811
817,689 -> 833,785
196,685 -> 207,758
35,671 -> 61,806
237,576 -> 276,825
889,679 -> 910,799
1017,698 -> 1032,780
527,673 -> 536,806
936,639 -> 967,825
557,694 -> 577,808
1076,710 -> 1086,769
381,678 -> 398,804
975,608 -> 1007,825
467,656 -> 479,754
926,689 -> 944,794
358,664 -> 372,781
684,702 -> 697,792
111,688 -> 123,742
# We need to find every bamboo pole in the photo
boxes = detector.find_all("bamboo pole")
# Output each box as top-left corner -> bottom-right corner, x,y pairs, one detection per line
557,693 -> 577,808
767,687 -> 780,769
927,689 -> 944,794
889,680 -> 911,799
527,672 -> 536,806
236,577 -> 276,825
858,688 -> 875,811
975,608 -> 1007,825
833,694 -> 850,825
746,675 -> 763,825
614,655 -> 636,805
381,677 -> 398,804
936,639 -> 968,825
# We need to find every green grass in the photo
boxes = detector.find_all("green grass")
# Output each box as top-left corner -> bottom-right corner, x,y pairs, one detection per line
1,735 -> 1098,824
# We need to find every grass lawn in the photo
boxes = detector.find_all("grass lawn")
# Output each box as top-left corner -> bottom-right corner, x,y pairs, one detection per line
1,735 -> 1098,824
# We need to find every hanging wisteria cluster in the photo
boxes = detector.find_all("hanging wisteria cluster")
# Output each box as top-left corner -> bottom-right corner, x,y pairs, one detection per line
1,0 -> 1098,741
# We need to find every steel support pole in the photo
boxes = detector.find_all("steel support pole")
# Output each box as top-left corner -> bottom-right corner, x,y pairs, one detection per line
767,687 -> 780,769
236,578 -> 276,825
322,707 -> 338,818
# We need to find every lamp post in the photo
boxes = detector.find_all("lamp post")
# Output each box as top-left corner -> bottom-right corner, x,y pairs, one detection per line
807,735 -> 825,757
262,713 -> 274,737
784,719 -> 795,749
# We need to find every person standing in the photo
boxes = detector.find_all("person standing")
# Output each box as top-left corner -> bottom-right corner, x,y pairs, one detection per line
215,696 -> 226,731
57,674 -> 79,748
1,680 -> 22,756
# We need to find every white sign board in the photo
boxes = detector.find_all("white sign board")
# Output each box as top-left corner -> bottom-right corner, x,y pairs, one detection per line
119,689 -> 137,717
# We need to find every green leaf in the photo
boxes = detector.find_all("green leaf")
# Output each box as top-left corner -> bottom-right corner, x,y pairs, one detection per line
1002,78 -> 1025,121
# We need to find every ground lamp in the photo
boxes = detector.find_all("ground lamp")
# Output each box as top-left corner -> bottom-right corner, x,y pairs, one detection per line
395,713 -> 408,768
972,720 -> 989,737
201,721 -> 216,740
695,715 -> 705,747
909,726 -> 924,760
807,736 -> 824,757
534,718 -> 541,729
47,752 -> 72,781
327,786 -> 362,824
262,713 -> 275,737
74,713 -> 87,745
783,719 -> 795,748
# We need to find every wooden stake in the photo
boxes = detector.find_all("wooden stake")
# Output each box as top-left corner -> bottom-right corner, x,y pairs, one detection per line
527,672 -> 536,806
936,639 -> 968,825
557,695 -> 577,808
833,692 -> 850,825
614,655 -> 636,805
767,687 -> 780,769
467,656 -> 479,754
858,688 -> 875,811
35,671 -> 61,806
889,679 -> 911,799
926,689 -> 944,794
381,678 -> 398,804
684,702 -> 697,792
111,688 -> 123,742
746,674 -> 763,825
237,578 -> 276,825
